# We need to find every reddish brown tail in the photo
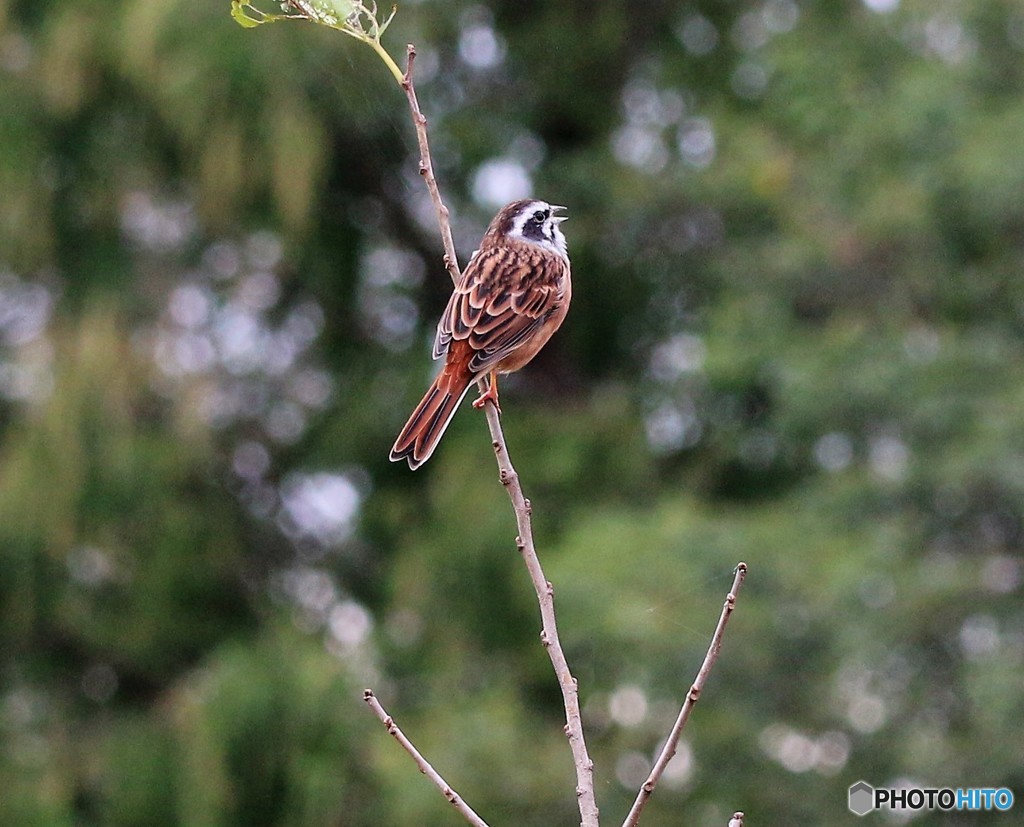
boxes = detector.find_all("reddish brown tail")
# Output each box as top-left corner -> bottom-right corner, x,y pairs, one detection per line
390,375 -> 473,469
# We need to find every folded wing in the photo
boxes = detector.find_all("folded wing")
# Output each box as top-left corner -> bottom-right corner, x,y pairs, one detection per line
433,244 -> 568,375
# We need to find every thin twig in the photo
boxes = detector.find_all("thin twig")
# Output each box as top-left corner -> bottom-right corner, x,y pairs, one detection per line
363,690 -> 491,827
484,403 -> 600,827
402,45 -> 462,284
621,562 -> 748,827
400,41 -> 598,827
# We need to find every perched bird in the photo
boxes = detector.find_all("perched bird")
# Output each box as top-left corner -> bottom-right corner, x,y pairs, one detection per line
390,199 -> 571,469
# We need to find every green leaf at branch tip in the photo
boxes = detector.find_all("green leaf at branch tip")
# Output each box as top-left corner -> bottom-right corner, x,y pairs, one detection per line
230,1 -> 280,28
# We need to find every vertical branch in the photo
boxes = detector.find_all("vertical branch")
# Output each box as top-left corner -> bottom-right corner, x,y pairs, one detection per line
484,404 -> 600,827
401,45 -> 598,827
402,45 -> 462,285
239,9 -> 747,826
620,563 -> 748,827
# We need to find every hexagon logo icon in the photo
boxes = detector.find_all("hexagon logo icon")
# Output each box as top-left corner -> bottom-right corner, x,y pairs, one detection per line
848,780 -> 875,816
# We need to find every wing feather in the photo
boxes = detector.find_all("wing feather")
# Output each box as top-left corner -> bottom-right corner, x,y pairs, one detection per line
432,243 -> 568,374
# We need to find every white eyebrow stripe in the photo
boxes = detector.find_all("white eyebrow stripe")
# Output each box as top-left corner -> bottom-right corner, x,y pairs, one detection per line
510,201 -> 549,238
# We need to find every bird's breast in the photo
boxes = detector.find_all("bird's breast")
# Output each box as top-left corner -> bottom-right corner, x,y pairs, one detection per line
495,264 -> 571,374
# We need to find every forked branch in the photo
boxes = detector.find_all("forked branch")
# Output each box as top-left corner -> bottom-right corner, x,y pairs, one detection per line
234,7 -> 745,825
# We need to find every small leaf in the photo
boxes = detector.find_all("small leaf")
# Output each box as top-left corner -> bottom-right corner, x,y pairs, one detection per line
230,1 -> 270,28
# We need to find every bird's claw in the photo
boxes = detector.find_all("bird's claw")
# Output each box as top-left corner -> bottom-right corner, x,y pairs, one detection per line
472,383 -> 501,415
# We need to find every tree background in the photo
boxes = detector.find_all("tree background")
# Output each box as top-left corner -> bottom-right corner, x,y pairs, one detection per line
2,0 -> 1023,824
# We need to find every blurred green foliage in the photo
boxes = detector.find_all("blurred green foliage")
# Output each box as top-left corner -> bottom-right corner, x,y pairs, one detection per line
2,0 -> 1023,824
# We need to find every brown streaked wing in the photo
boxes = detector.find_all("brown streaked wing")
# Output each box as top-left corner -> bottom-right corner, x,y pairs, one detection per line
431,244 -> 567,376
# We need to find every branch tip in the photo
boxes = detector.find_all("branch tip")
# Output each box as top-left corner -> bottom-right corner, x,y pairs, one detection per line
363,687 -> 490,826
621,564 -> 748,827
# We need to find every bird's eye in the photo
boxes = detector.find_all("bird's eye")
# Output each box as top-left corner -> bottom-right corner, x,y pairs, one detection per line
532,210 -> 547,223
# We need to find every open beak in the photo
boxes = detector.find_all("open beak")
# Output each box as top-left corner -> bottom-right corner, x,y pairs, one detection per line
550,205 -> 568,224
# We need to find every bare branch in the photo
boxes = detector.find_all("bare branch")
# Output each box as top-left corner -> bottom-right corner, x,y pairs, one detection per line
399,49 -> 598,827
402,45 -> 462,284
241,9 -> 747,822
484,404 -> 600,827
363,690 -> 491,827
621,562 -> 749,827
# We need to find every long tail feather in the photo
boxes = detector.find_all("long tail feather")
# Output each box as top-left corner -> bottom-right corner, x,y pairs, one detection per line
390,376 -> 473,469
